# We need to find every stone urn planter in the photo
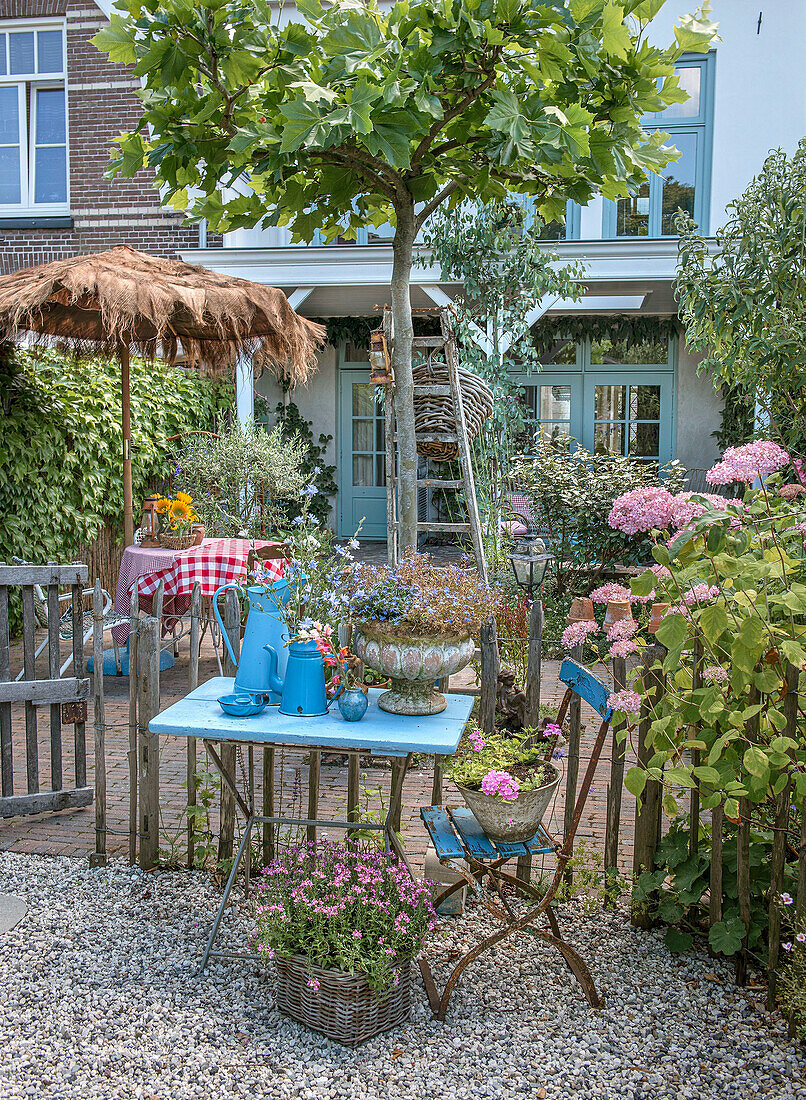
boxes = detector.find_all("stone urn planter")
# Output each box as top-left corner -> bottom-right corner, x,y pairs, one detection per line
353,624 -> 475,715
455,763 -> 561,843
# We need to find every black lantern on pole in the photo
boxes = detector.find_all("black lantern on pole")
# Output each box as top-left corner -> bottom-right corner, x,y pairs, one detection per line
509,533 -> 552,596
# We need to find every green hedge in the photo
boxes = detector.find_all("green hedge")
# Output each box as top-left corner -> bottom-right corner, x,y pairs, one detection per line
0,346 -> 232,630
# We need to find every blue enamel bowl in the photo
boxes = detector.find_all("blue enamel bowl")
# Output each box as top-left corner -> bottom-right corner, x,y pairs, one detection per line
218,693 -> 267,717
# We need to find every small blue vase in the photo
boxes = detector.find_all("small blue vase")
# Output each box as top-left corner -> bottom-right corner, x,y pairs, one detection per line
337,687 -> 368,722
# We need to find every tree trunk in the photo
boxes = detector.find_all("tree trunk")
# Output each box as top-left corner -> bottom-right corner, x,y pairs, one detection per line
391,198 -> 418,551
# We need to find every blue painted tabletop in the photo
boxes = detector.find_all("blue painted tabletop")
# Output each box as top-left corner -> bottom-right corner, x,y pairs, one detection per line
149,676 -> 475,757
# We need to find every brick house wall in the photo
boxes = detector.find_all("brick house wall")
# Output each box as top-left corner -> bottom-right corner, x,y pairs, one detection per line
0,0 -> 220,274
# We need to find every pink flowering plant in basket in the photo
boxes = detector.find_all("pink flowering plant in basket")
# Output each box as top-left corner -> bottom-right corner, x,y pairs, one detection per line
252,842 -> 437,993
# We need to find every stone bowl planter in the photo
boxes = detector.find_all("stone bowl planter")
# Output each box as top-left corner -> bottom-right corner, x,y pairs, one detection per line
353,624 -> 475,715
455,763 -> 561,843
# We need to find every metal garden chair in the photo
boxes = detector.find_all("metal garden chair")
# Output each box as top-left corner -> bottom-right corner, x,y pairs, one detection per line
418,658 -> 613,1020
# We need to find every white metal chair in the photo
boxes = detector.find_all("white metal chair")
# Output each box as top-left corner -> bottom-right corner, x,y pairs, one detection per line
11,559 -> 129,678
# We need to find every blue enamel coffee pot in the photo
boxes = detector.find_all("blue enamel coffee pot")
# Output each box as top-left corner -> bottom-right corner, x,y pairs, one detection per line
265,638 -> 338,717
213,581 -> 290,704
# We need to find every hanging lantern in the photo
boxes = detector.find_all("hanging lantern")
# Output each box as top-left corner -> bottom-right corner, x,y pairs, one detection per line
139,496 -> 161,547
369,329 -> 393,384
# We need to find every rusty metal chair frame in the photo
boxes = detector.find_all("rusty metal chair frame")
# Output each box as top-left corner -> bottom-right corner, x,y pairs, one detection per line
418,658 -> 613,1021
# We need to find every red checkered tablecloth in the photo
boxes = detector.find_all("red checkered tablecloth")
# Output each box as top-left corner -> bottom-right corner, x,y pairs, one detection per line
111,539 -> 286,644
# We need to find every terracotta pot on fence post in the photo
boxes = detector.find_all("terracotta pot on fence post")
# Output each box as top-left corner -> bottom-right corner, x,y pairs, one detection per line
603,599 -> 633,632
566,597 -> 595,625
649,602 -> 670,635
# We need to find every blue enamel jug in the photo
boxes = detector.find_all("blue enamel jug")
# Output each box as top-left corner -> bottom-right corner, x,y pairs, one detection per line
213,581 -> 290,704
265,638 -> 333,717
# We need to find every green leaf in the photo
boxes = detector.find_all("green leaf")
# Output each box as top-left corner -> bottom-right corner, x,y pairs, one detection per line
602,2 -> 632,59
664,927 -> 693,954
91,17 -> 137,66
625,767 -> 647,798
708,916 -> 745,956
631,569 -> 656,599
743,745 -> 769,783
655,612 -> 688,651
699,603 -> 728,645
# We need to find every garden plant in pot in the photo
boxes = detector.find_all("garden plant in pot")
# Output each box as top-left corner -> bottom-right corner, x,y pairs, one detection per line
252,842 -> 436,1046
448,724 -> 563,843
155,491 -> 199,549
347,552 -> 497,715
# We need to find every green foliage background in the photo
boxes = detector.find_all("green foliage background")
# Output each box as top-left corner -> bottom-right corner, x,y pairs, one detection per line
0,346 -> 232,630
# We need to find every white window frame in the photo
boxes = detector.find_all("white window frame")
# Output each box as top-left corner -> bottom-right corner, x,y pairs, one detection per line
0,18 -> 69,217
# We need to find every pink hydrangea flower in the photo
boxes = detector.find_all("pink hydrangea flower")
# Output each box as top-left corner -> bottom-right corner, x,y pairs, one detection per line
561,620 -> 599,649
481,770 -> 520,801
682,583 -> 720,605
669,492 -> 744,530
590,582 -> 633,604
702,665 -> 729,684
607,487 -> 676,534
609,638 -> 639,659
706,441 -> 789,485
607,689 -> 642,716
607,618 -> 639,642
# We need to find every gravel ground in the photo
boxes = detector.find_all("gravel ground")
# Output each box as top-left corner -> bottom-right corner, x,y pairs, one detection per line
0,852 -> 804,1100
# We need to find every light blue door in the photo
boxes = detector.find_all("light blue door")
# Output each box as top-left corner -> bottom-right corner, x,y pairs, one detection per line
582,371 -> 674,466
338,369 -> 387,539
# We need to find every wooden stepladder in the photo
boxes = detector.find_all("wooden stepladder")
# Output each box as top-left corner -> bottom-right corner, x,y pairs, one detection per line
383,307 -> 488,580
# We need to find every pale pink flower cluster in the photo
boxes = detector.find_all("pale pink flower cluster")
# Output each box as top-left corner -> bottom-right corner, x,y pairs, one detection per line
561,619 -> 599,649
706,440 -> 789,485
543,722 -> 562,739
590,582 -> 633,604
702,665 -> 729,684
607,689 -> 642,716
651,563 -> 672,580
481,769 -> 520,801
682,583 -> 720,605
609,638 -> 639,659
607,487 -> 675,534
669,492 -> 743,530
607,618 -> 638,642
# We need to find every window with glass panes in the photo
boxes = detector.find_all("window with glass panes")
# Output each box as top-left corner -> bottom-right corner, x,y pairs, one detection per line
603,56 -> 713,238
515,334 -> 675,467
0,22 -> 68,213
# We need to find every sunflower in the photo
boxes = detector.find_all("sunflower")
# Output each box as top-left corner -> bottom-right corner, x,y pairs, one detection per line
155,496 -> 170,514
175,491 -> 193,506
170,501 -> 193,522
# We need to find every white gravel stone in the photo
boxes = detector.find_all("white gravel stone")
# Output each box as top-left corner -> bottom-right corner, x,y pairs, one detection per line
0,852 -> 804,1100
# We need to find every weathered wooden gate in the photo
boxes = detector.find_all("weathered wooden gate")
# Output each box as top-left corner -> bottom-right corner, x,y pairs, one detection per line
0,561 -> 92,819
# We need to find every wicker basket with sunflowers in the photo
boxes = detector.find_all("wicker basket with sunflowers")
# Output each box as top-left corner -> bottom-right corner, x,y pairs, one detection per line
155,492 -> 200,549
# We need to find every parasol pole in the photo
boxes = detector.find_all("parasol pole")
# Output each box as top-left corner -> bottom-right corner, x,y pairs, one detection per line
120,342 -> 134,548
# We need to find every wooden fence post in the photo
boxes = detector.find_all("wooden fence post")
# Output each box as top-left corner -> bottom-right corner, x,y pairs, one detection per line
709,802 -> 724,934
562,643 -> 583,886
479,620 -> 499,736
525,598 -> 544,729
689,642 -> 702,858
187,581 -> 201,869
767,659 -> 798,1008
137,615 -> 160,870
603,655 -> 627,901
735,796 -> 751,985
90,580 -> 107,868
632,643 -> 665,928
219,587 -> 240,864
798,799 -> 806,928
0,579 -> 11,799
46,570 -> 62,794
308,749 -> 322,846
128,586 -> 139,864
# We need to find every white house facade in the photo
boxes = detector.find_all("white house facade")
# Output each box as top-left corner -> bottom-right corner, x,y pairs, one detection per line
171,2 -> 806,539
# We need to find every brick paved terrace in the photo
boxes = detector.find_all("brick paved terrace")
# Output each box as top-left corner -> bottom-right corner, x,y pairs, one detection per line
1,611 -> 638,877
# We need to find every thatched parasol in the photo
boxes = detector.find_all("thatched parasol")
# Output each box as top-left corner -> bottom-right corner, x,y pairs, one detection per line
0,245 -> 325,545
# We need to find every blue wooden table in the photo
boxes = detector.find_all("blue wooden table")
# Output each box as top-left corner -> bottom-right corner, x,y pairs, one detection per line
149,676 -> 475,972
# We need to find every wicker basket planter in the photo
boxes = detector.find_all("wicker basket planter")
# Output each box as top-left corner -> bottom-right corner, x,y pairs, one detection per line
158,532 -> 195,550
274,955 -> 411,1046
412,355 -> 494,462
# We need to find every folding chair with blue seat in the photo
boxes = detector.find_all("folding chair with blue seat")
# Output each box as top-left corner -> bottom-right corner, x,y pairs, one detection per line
418,658 -> 613,1020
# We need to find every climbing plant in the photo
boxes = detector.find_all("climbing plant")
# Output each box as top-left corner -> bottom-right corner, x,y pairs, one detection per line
0,345 -> 232,632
